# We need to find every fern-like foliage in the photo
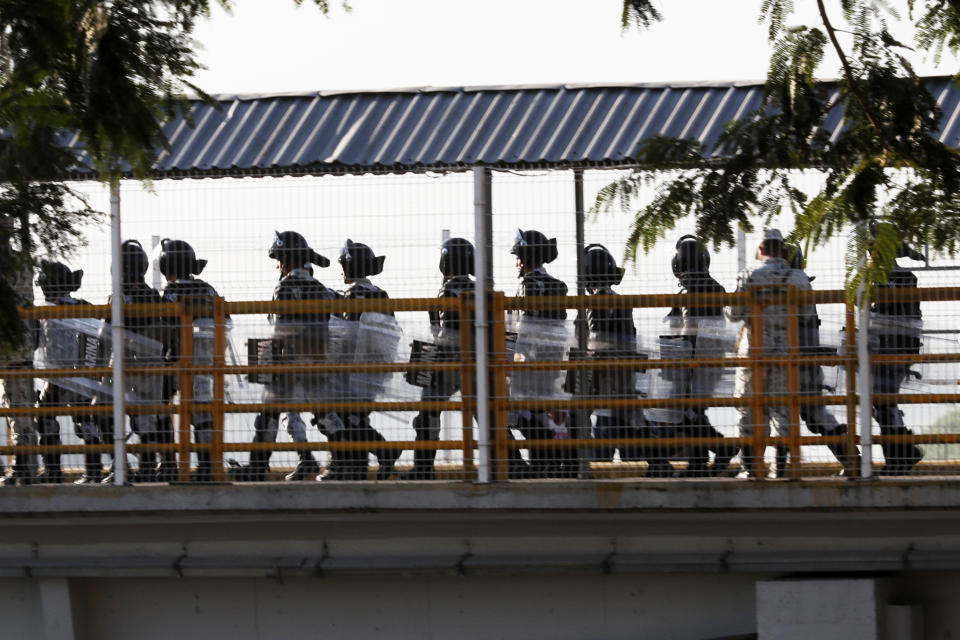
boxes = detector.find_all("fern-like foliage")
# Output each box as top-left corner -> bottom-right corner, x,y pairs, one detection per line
620,0 -> 662,30
0,0 -> 337,353
603,0 -> 960,300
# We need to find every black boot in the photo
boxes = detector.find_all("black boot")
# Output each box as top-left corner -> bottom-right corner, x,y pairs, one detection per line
74,453 -> 103,485
402,449 -> 437,480
229,450 -> 269,482
191,452 -> 212,483
708,446 -> 739,477
285,452 -> 320,481
775,446 -> 788,479
36,454 -> 63,484
156,453 -> 178,482
376,444 -> 398,481
318,431 -> 354,481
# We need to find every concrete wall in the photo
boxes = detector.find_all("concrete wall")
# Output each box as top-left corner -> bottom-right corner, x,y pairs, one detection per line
3,481 -> 960,638
11,574 -> 762,640
3,572 -> 959,639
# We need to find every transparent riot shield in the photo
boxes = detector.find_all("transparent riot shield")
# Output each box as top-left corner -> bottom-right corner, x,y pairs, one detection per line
35,317 -> 110,399
587,332 -> 642,401
351,312 -> 403,401
190,318 -> 233,402
325,315 -> 359,401
97,323 -> 165,406
272,319 -> 329,400
644,335 -> 692,425
688,317 -> 736,398
509,316 -> 571,399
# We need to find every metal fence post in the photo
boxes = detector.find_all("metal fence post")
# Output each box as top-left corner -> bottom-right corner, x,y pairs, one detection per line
473,167 -> 491,484
109,180 -> 126,486
211,297 -> 226,482
857,284 -> 874,479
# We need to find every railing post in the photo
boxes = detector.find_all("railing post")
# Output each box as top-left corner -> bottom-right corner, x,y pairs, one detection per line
458,292 -> 476,481
211,297 -> 226,482
845,301 -> 860,477
177,306 -> 194,482
749,296 -> 766,479
857,286 -> 874,479
109,180 -> 126,486
473,166 -> 492,484
491,292 -> 509,481
786,287 -> 802,479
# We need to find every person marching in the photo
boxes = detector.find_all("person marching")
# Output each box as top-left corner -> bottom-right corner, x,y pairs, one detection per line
234,231 -> 337,482
508,228 -> 573,478
869,228 -> 925,475
665,235 -> 739,477
99,240 -> 172,483
405,237 -> 475,480
158,239 -> 222,482
35,260 -> 103,484
329,239 -> 400,481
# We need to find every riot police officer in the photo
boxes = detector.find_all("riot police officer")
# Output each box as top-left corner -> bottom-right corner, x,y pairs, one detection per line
582,244 -> 658,471
159,239 -> 221,482
870,230 -> 925,475
405,237 -> 475,480
508,228 -> 573,478
327,239 -> 399,481
99,240 -> 172,483
35,260 -> 102,484
234,231 -> 337,482
663,235 -> 738,477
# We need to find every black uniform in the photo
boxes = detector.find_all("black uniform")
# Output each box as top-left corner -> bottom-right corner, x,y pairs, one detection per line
871,264 -> 924,473
510,266 -> 573,478
586,285 -> 648,464
101,280 -> 173,482
161,276 -> 220,481
37,294 -> 100,482
337,278 -> 399,480
246,268 -> 338,480
408,274 -> 475,479
663,273 -> 738,475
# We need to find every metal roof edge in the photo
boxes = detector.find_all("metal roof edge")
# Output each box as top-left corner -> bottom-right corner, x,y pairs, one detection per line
194,74 -> 956,102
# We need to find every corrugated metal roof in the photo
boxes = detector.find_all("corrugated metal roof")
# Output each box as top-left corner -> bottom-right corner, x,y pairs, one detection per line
64,77 -> 960,179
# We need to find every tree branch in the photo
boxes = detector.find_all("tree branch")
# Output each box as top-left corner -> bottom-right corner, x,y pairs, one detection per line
816,0 -> 884,137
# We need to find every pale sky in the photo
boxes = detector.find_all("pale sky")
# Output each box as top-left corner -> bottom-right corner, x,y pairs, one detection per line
191,0 -> 958,95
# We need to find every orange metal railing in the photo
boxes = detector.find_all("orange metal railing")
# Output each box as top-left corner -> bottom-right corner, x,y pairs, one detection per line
0,286 -> 958,482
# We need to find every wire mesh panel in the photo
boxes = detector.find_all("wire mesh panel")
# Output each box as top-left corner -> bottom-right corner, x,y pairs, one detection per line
1,167 -> 959,484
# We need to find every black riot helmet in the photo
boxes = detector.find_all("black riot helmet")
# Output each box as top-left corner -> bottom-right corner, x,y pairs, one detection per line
36,259 -> 82,298
671,235 -> 710,278
268,230 -> 330,268
439,237 -> 475,277
121,239 -> 149,280
158,238 -> 207,279
511,228 -> 558,267
583,243 -> 624,287
339,239 -> 385,279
